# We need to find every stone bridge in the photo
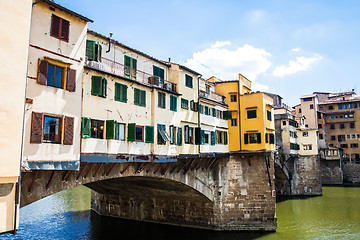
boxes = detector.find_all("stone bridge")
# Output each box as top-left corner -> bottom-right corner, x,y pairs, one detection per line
20,151 -> 276,231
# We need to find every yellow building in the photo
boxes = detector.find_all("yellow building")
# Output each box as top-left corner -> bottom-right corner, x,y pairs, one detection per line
0,0 -> 32,234
212,74 -> 275,152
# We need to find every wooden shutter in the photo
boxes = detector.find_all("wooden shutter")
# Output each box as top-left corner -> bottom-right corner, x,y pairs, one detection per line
30,112 -> 44,143
86,40 -> 95,61
127,123 -> 136,141
159,68 -> 164,80
270,134 -> 275,144
106,120 -> 116,139
121,84 -> 127,102
140,90 -> 146,106
98,44 -> 102,62
177,127 -> 182,146
61,18 -> 70,41
184,125 -> 189,143
114,83 -> 120,101
170,96 -> 177,111
153,66 -> 159,77
257,133 -> 261,144
145,126 -> 154,143
212,108 -> 217,117
66,68 -> 76,92
224,132 -> 228,145
211,131 -> 216,145
50,15 -> 60,38
101,78 -> 107,97
37,59 -> 48,85
81,117 -> 91,138
223,111 -> 232,120
134,89 -> 140,105
91,76 -> 102,96
195,127 -> 201,145
63,116 -> 74,145
200,130 -> 205,145
244,133 -> 249,144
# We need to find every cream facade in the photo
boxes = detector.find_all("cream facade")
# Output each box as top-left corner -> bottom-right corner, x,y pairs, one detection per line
297,128 -> 319,155
0,0 -> 32,234
22,1 -> 92,170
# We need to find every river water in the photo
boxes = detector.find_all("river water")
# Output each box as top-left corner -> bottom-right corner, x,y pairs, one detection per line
2,186 -> 360,240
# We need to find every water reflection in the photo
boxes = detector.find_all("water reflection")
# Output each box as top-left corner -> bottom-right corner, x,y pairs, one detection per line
2,186 -> 360,240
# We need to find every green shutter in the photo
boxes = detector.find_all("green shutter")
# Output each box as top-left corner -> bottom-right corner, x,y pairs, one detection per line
153,65 -> 159,77
121,84 -> 128,102
224,132 -> 228,145
132,58 -> 137,79
244,133 -> 249,144
98,44 -> 102,62
223,111 -> 232,120
134,89 -> 140,105
127,123 -> 136,141
145,126 -> 154,143
211,131 -> 216,145
86,40 -> 95,61
201,130 -> 205,145
106,120 -> 116,139
124,55 -> 131,67
114,83 -> 120,101
91,76 -> 102,96
140,90 -> 146,106
81,117 -> 91,138
212,108 -> 217,117
101,78 -> 107,97
170,96 -> 177,111
177,127 -> 182,146
195,127 -> 201,145
159,68 -> 164,80
257,133 -> 261,144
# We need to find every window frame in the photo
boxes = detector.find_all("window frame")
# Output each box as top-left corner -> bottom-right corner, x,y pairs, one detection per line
91,119 -> 105,139
158,92 -> 166,109
181,98 -> 189,110
247,110 -> 257,119
43,115 -> 62,144
185,74 -> 193,88
50,14 -> 70,42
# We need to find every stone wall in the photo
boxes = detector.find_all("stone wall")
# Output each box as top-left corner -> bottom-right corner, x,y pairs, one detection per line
320,159 -> 343,185
342,162 -> 360,183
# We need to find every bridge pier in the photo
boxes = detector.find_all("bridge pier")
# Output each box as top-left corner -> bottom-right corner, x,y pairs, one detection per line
89,151 -> 277,231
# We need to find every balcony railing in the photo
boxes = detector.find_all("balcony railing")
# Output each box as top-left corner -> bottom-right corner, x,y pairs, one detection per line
85,57 -> 177,92
199,90 -> 226,104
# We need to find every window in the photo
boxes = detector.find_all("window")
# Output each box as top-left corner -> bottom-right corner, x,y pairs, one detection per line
305,124 -> 308,128
299,108 -> 302,113
223,111 -> 232,120
338,104 -> 343,110
338,135 -> 345,142
330,116 -> 334,119
204,132 -> 210,144
283,121 -> 286,126
206,85 -> 210,93
91,119 -> 104,139
354,103 -> 358,108
153,66 -> 165,80
231,118 -> 237,127
319,106 -> 323,110
351,143 -> 359,148
136,126 -> 144,142
267,110 -> 272,121
184,125 -> 194,144
303,131 -> 308,137
170,95 -> 177,111
303,144 -> 312,150
158,92 -> 166,109
328,105 -> 334,110
177,127 -> 183,146
91,76 -> 107,98
134,88 -> 146,107
204,106 -> 210,115
290,143 -> 300,150
303,97 -> 312,102
350,122 -> 355,128
230,95 -> 237,102
330,124 -> 335,129
352,134 -> 356,139
43,115 -> 61,143
331,135 -> 336,141
157,124 -> 169,144
185,74 -> 193,88
244,133 -> 261,144
114,83 -> 127,103
116,123 -> 126,141
319,134 -> 323,139
216,131 -> 224,144
358,134 -> 360,139
349,114 -> 354,118
269,133 -> 275,144
340,144 -> 348,148
169,125 -> 176,145
86,40 -> 102,62
247,110 -> 257,119
318,124 -> 322,129
181,98 -> 189,109
46,63 -> 64,88
124,55 -> 137,79
190,100 -> 197,111
212,108 -> 217,117
50,14 -> 69,42
340,123 -> 345,129
309,104 -> 314,109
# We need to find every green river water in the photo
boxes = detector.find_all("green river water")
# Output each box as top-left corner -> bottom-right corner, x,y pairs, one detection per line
3,186 -> 360,240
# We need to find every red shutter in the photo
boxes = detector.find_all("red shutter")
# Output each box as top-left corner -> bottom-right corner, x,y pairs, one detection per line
66,68 -> 76,92
37,59 -> 48,85
61,18 -> 70,41
63,116 -> 74,145
30,112 -> 44,143
50,14 -> 60,38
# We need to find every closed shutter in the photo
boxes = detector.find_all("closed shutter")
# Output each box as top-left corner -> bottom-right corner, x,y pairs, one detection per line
132,58 -> 137,78
177,127 -> 182,146
81,117 -> 91,138
98,44 -> 102,62
184,125 -> 189,143
270,134 -> 275,144
127,123 -> 136,141
224,131 -> 228,145
140,90 -> 146,106
211,131 -> 216,145
30,112 -> 44,143
200,130 -> 205,145
66,68 -> 76,92
257,133 -> 262,143
153,65 -> 159,77
101,78 -> 107,97
61,18 -> 70,41
63,116 -> 74,145
114,83 -> 120,101
37,59 -> 48,85
134,89 -> 140,105
170,96 -> 177,111
159,68 -> 164,80
195,127 -> 201,145
124,55 -> 131,66
145,126 -> 154,143
106,120 -> 116,139
223,111 -> 232,120
212,108 -> 217,117
265,133 -> 268,143
51,15 -> 60,38
121,84 -> 127,102
244,133 -> 249,144
91,76 -> 102,96
86,40 -> 95,61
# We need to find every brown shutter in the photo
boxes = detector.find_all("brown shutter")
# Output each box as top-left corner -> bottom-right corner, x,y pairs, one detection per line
37,59 -> 48,85
63,116 -> 74,145
30,112 -> 44,143
66,68 -> 76,92
51,15 -> 60,38
61,19 -> 70,41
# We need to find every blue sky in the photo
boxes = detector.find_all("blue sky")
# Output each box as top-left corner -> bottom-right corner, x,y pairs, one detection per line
64,0 -> 360,106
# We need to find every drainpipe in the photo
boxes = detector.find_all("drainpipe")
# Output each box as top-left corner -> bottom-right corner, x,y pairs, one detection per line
106,33 -> 113,53
237,80 -> 242,149
197,75 -> 202,157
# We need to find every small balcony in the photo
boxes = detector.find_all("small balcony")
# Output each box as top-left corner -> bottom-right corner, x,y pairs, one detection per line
85,57 -> 177,92
199,90 -> 226,105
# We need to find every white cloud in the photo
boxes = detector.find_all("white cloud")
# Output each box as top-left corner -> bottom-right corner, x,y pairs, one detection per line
248,10 -> 267,23
184,42 -> 272,81
272,55 -> 322,77
290,48 -> 301,52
